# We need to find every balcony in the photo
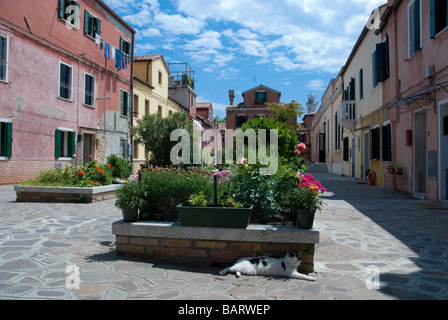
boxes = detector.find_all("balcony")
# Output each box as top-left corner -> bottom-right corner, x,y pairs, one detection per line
338,100 -> 356,129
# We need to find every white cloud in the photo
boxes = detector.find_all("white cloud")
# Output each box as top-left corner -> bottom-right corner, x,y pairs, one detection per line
153,13 -> 205,35
306,79 -> 327,91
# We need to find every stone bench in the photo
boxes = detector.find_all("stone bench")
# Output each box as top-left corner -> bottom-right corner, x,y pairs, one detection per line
112,221 -> 319,272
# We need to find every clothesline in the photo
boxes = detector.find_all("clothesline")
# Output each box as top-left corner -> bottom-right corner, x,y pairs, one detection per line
95,34 -> 130,71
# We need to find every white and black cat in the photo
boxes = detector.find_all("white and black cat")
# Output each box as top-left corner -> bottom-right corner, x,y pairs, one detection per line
219,251 -> 316,281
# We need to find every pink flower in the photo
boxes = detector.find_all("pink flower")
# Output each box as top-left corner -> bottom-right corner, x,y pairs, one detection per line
240,157 -> 248,164
296,143 -> 306,153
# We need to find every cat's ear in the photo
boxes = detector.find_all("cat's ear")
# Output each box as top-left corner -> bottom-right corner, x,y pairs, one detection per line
287,251 -> 296,257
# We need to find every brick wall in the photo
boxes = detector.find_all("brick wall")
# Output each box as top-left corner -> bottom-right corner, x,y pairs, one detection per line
116,235 -> 315,272
0,160 -> 70,185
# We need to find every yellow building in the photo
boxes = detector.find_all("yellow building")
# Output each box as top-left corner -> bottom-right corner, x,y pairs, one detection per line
132,54 -> 180,165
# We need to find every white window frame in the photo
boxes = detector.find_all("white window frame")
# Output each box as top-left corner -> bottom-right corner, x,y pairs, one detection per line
84,72 -> 95,107
61,0 -> 80,29
58,61 -> 73,101
0,33 -> 9,83
57,127 -> 75,160
0,117 -> 11,161
85,10 -> 100,40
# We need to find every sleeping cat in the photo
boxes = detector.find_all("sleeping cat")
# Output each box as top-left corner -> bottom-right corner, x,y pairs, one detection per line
219,251 -> 316,281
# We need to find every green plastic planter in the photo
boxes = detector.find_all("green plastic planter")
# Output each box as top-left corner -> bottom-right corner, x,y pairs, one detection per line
294,207 -> 316,229
177,204 -> 253,228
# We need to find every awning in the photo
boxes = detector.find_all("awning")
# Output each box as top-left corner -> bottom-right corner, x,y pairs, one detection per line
383,81 -> 448,109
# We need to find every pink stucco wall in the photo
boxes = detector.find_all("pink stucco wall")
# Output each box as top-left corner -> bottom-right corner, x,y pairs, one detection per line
0,0 -> 134,184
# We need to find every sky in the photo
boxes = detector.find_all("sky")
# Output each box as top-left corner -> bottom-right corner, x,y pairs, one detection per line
103,0 -> 386,120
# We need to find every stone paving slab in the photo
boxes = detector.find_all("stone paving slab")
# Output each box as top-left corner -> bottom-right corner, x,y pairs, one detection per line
0,164 -> 448,300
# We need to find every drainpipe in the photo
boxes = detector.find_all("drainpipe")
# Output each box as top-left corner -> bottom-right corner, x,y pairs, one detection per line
130,31 -> 135,170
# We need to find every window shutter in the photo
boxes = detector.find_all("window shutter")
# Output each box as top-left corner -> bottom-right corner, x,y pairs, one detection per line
120,36 -> 124,52
120,91 -> 124,116
414,0 -> 421,52
349,78 -> 355,100
430,0 -> 436,38
359,68 -> 364,99
68,131 -> 76,157
55,129 -> 62,158
376,42 -> 386,83
59,0 -> 66,19
127,91 -> 131,117
96,18 -> 101,36
84,10 -> 90,35
5,122 -> 12,157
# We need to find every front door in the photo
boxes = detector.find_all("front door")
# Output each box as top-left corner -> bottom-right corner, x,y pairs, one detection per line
83,133 -> 95,163
439,100 -> 448,201
413,111 -> 426,195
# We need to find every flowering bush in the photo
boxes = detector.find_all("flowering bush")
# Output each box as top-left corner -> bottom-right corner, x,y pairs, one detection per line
73,157 -> 113,187
293,173 -> 327,212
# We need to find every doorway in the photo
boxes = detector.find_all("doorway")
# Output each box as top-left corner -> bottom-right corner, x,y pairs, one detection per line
351,137 -> 356,178
83,133 -> 95,164
439,99 -> 448,201
364,131 -> 370,180
413,111 -> 426,196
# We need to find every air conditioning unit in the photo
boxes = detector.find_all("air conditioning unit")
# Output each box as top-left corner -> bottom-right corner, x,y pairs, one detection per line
425,65 -> 435,79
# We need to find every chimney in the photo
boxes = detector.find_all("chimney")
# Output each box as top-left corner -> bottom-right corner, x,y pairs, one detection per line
229,90 -> 235,105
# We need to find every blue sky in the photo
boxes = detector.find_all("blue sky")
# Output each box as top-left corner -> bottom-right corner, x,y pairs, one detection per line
104,0 -> 386,119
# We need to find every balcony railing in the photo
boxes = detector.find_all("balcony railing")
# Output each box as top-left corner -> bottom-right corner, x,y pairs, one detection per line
338,100 -> 356,129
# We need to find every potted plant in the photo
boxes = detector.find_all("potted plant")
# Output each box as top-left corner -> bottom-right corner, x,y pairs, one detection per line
289,173 -> 326,229
387,163 -> 396,173
114,181 -> 145,222
395,165 -> 403,174
177,191 -> 253,228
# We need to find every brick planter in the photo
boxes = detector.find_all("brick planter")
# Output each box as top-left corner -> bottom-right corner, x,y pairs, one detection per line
14,185 -> 119,203
112,221 -> 320,272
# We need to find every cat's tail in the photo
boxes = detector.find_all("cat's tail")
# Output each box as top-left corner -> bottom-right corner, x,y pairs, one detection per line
219,267 -> 230,275
295,273 -> 316,281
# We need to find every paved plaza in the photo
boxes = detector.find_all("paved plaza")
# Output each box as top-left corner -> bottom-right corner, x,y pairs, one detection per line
0,164 -> 448,300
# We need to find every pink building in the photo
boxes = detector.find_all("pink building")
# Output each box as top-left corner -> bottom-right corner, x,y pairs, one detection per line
0,0 -> 135,184
377,0 -> 448,202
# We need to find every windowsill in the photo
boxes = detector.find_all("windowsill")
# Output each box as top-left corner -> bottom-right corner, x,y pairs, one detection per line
61,18 -> 78,30
83,103 -> 95,108
56,157 -> 74,161
407,47 -> 422,61
0,156 -> 9,161
58,96 -> 73,103
0,79 -> 8,84
432,26 -> 448,39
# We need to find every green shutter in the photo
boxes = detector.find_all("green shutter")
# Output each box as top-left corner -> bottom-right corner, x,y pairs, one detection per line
5,122 -> 12,157
430,0 -> 436,38
349,78 -> 355,100
59,0 -> 66,19
55,129 -> 62,158
127,91 -> 131,117
84,10 -> 90,35
120,36 -> 124,52
414,0 -> 421,52
68,131 -> 76,157
376,42 -> 386,83
120,91 -> 124,116
96,18 -> 101,37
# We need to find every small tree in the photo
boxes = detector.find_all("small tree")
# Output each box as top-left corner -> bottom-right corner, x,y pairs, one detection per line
266,100 -> 304,124
132,112 -> 193,167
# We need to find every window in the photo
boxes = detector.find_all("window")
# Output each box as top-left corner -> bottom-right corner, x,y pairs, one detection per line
334,113 -> 341,151
84,73 -> 95,106
0,120 -> 12,158
120,37 -> 131,56
133,94 -> 139,118
345,78 -> 355,100
84,10 -> 101,39
158,105 -> 162,116
119,139 -> 127,158
120,89 -> 130,117
190,93 -> 194,108
158,71 -> 163,86
343,137 -> 349,161
408,0 -> 422,57
372,50 -> 378,88
169,110 -> 173,116
55,129 -> 75,158
430,0 -> 448,38
0,33 -> 8,82
236,114 -> 248,128
145,100 -> 149,115
59,62 -> 72,100
298,133 -> 306,143
359,68 -> 364,100
370,126 -> 380,160
255,91 -> 267,104
133,140 -> 139,159
59,0 -> 79,28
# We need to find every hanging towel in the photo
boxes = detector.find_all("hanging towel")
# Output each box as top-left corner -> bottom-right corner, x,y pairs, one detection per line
111,46 -> 116,60
115,49 -> 122,70
100,39 -> 104,50
95,34 -> 101,45
104,42 -> 110,59
122,54 -> 128,70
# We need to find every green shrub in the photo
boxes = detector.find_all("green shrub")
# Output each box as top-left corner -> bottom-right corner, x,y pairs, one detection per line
140,168 -> 214,217
106,154 -> 133,179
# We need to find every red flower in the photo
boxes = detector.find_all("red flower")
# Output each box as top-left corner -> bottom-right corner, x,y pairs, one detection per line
95,166 -> 100,170
106,164 -> 111,168
89,155 -> 92,158
99,170 -> 104,174
78,171 -> 84,176
90,181 -> 94,185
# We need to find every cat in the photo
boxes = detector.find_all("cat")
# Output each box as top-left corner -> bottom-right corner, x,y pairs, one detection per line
219,251 -> 316,281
